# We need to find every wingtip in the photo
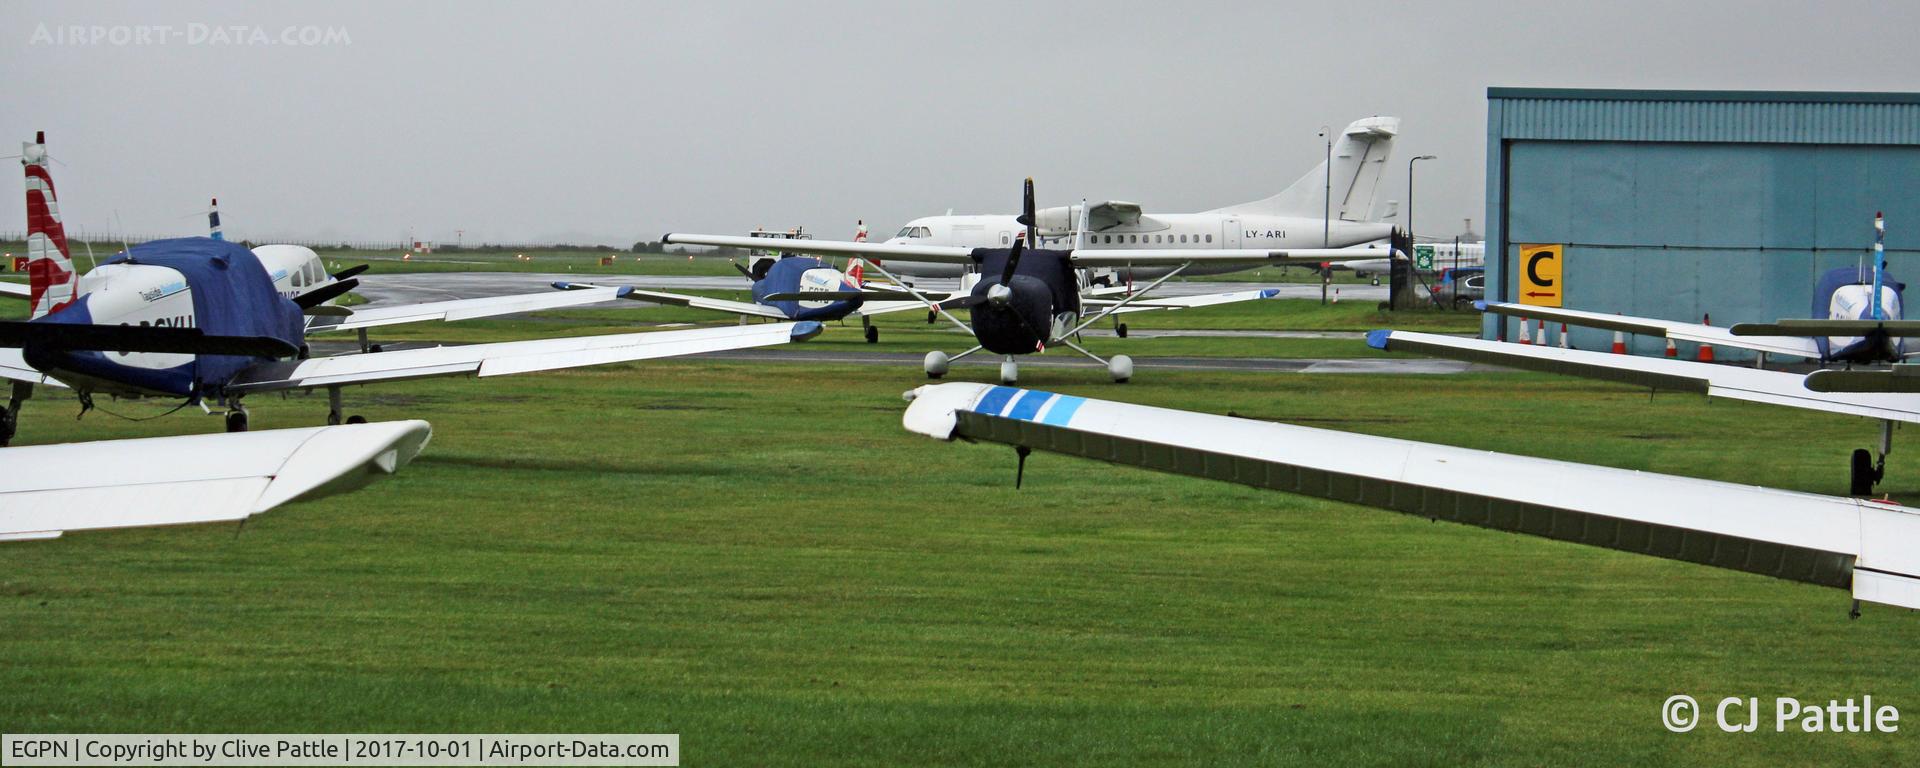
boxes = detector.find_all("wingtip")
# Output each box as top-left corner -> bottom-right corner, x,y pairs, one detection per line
1366,329 -> 1393,350
614,286 -> 634,299
792,321 -> 824,342
1259,288 -> 1281,299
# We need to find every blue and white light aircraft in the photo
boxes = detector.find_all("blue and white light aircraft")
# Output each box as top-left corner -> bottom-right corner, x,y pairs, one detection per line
0,133 -> 819,444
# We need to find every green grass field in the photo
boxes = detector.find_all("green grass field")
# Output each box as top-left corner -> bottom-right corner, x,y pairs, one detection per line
0,274 -> 1912,766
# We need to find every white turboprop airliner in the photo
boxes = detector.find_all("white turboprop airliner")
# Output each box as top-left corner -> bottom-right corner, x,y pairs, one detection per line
900,381 -> 1920,614
874,117 -> 1402,280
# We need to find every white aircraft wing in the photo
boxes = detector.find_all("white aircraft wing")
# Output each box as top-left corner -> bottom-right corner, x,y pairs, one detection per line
1086,288 -> 1283,315
307,286 -> 637,333
0,348 -> 68,389
0,420 -> 431,541
0,281 -> 29,299
1372,330 -> 1920,423
1479,301 -> 1821,360
1066,249 -> 1385,268
900,382 -> 1920,611
662,233 -> 977,264
552,281 -> 791,319
228,321 -> 819,393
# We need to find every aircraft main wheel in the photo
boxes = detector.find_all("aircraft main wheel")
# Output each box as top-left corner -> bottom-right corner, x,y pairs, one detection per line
999,360 -> 1018,385
1116,323 -> 1129,338
865,326 -> 879,344
1109,354 -> 1133,384
368,343 -> 384,353
225,410 -> 250,433
926,310 -> 937,325
1850,448 -> 1877,496
346,415 -> 367,424
298,343 -> 312,360
327,412 -> 342,426
0,410 -> 15,447
924,350 -> 950,379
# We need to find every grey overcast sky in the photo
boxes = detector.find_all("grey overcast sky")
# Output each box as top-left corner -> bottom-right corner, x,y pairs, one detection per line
3,0 -> 1917,246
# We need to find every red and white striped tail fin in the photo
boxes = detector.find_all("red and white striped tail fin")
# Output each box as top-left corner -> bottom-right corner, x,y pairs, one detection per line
22,132 -> 78,319
845,259 -> 865,287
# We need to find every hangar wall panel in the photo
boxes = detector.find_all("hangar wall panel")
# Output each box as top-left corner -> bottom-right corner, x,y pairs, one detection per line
1486,89 -> 1920,358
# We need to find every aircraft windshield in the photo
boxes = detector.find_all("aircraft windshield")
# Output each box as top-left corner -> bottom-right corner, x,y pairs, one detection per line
894,226 -> 932,239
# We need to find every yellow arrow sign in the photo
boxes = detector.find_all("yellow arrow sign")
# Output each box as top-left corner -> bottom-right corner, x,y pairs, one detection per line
1518,244 -> 1563,307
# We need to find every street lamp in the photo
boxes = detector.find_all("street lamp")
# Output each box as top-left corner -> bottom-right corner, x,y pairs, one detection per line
1403,155 -> 1437,310
1319,125 -> 1332,304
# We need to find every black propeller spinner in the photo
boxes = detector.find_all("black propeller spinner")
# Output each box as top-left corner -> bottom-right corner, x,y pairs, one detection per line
967,178 -> 1078,355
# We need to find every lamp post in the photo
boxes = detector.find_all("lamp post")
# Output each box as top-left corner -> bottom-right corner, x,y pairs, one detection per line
1403,155 -> 1436,310
1319,125 -> 1332,304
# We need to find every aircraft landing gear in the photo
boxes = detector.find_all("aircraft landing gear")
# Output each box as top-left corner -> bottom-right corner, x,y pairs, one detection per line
924,350 -> 950,379
356,328 -> 384,354
1108,354 -> 1133,384
1849,419 -> 1895,497
225,407 -> 250,433
863,316 -> 879,344
324,386 -> 366,426
999,356 -> 1019,386
0,382 -> 32,448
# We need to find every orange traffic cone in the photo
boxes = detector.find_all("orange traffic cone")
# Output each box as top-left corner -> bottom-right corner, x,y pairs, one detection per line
1519,318 -> 1532,344
1535,323 -> 1547,345
1664,338 -> 1678,357
1697,313 -> 1715,362
1559,323 -> 1571,348
1611,330 -> 1627,354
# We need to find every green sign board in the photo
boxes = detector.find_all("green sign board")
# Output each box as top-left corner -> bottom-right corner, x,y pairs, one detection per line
1413,244 -> 1435,270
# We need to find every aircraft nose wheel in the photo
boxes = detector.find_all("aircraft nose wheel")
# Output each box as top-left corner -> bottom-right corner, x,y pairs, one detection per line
1115,322 -> 1129,338
1850,448 -> 1885,496
999,358 -> 1019,386
225,409 -> 250,433
865,325 -> 880,344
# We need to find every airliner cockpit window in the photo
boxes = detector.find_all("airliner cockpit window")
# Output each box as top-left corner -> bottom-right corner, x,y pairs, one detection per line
894,226 -> 933,239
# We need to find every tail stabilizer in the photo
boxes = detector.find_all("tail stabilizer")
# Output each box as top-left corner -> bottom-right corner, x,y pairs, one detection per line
845,259 -> 865,287
208,197 -> 224,241
1208,116 -> 1399,222
22,132 -> 79,319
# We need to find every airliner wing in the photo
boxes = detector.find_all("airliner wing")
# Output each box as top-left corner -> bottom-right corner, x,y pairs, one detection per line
1067,249 -> 1386,268
900,382 -> 1920,611
1085,201 -> 1143,230
1371,330 -> 1920,423
0,420 -> 431,541
661,233 -> 977,264
228,322 -> 819,392
552,281 -> 791,319
1085,288 -> 1283,315
307,286 -> 637,333
1478,301 -> 1821,360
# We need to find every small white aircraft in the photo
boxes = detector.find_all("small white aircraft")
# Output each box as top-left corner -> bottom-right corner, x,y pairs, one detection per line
0,132 -> 819,442
900,381 -> 1920,615
2,419 -> 430,541
875,117 -> 1401,280
665,179 -> 1388,383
